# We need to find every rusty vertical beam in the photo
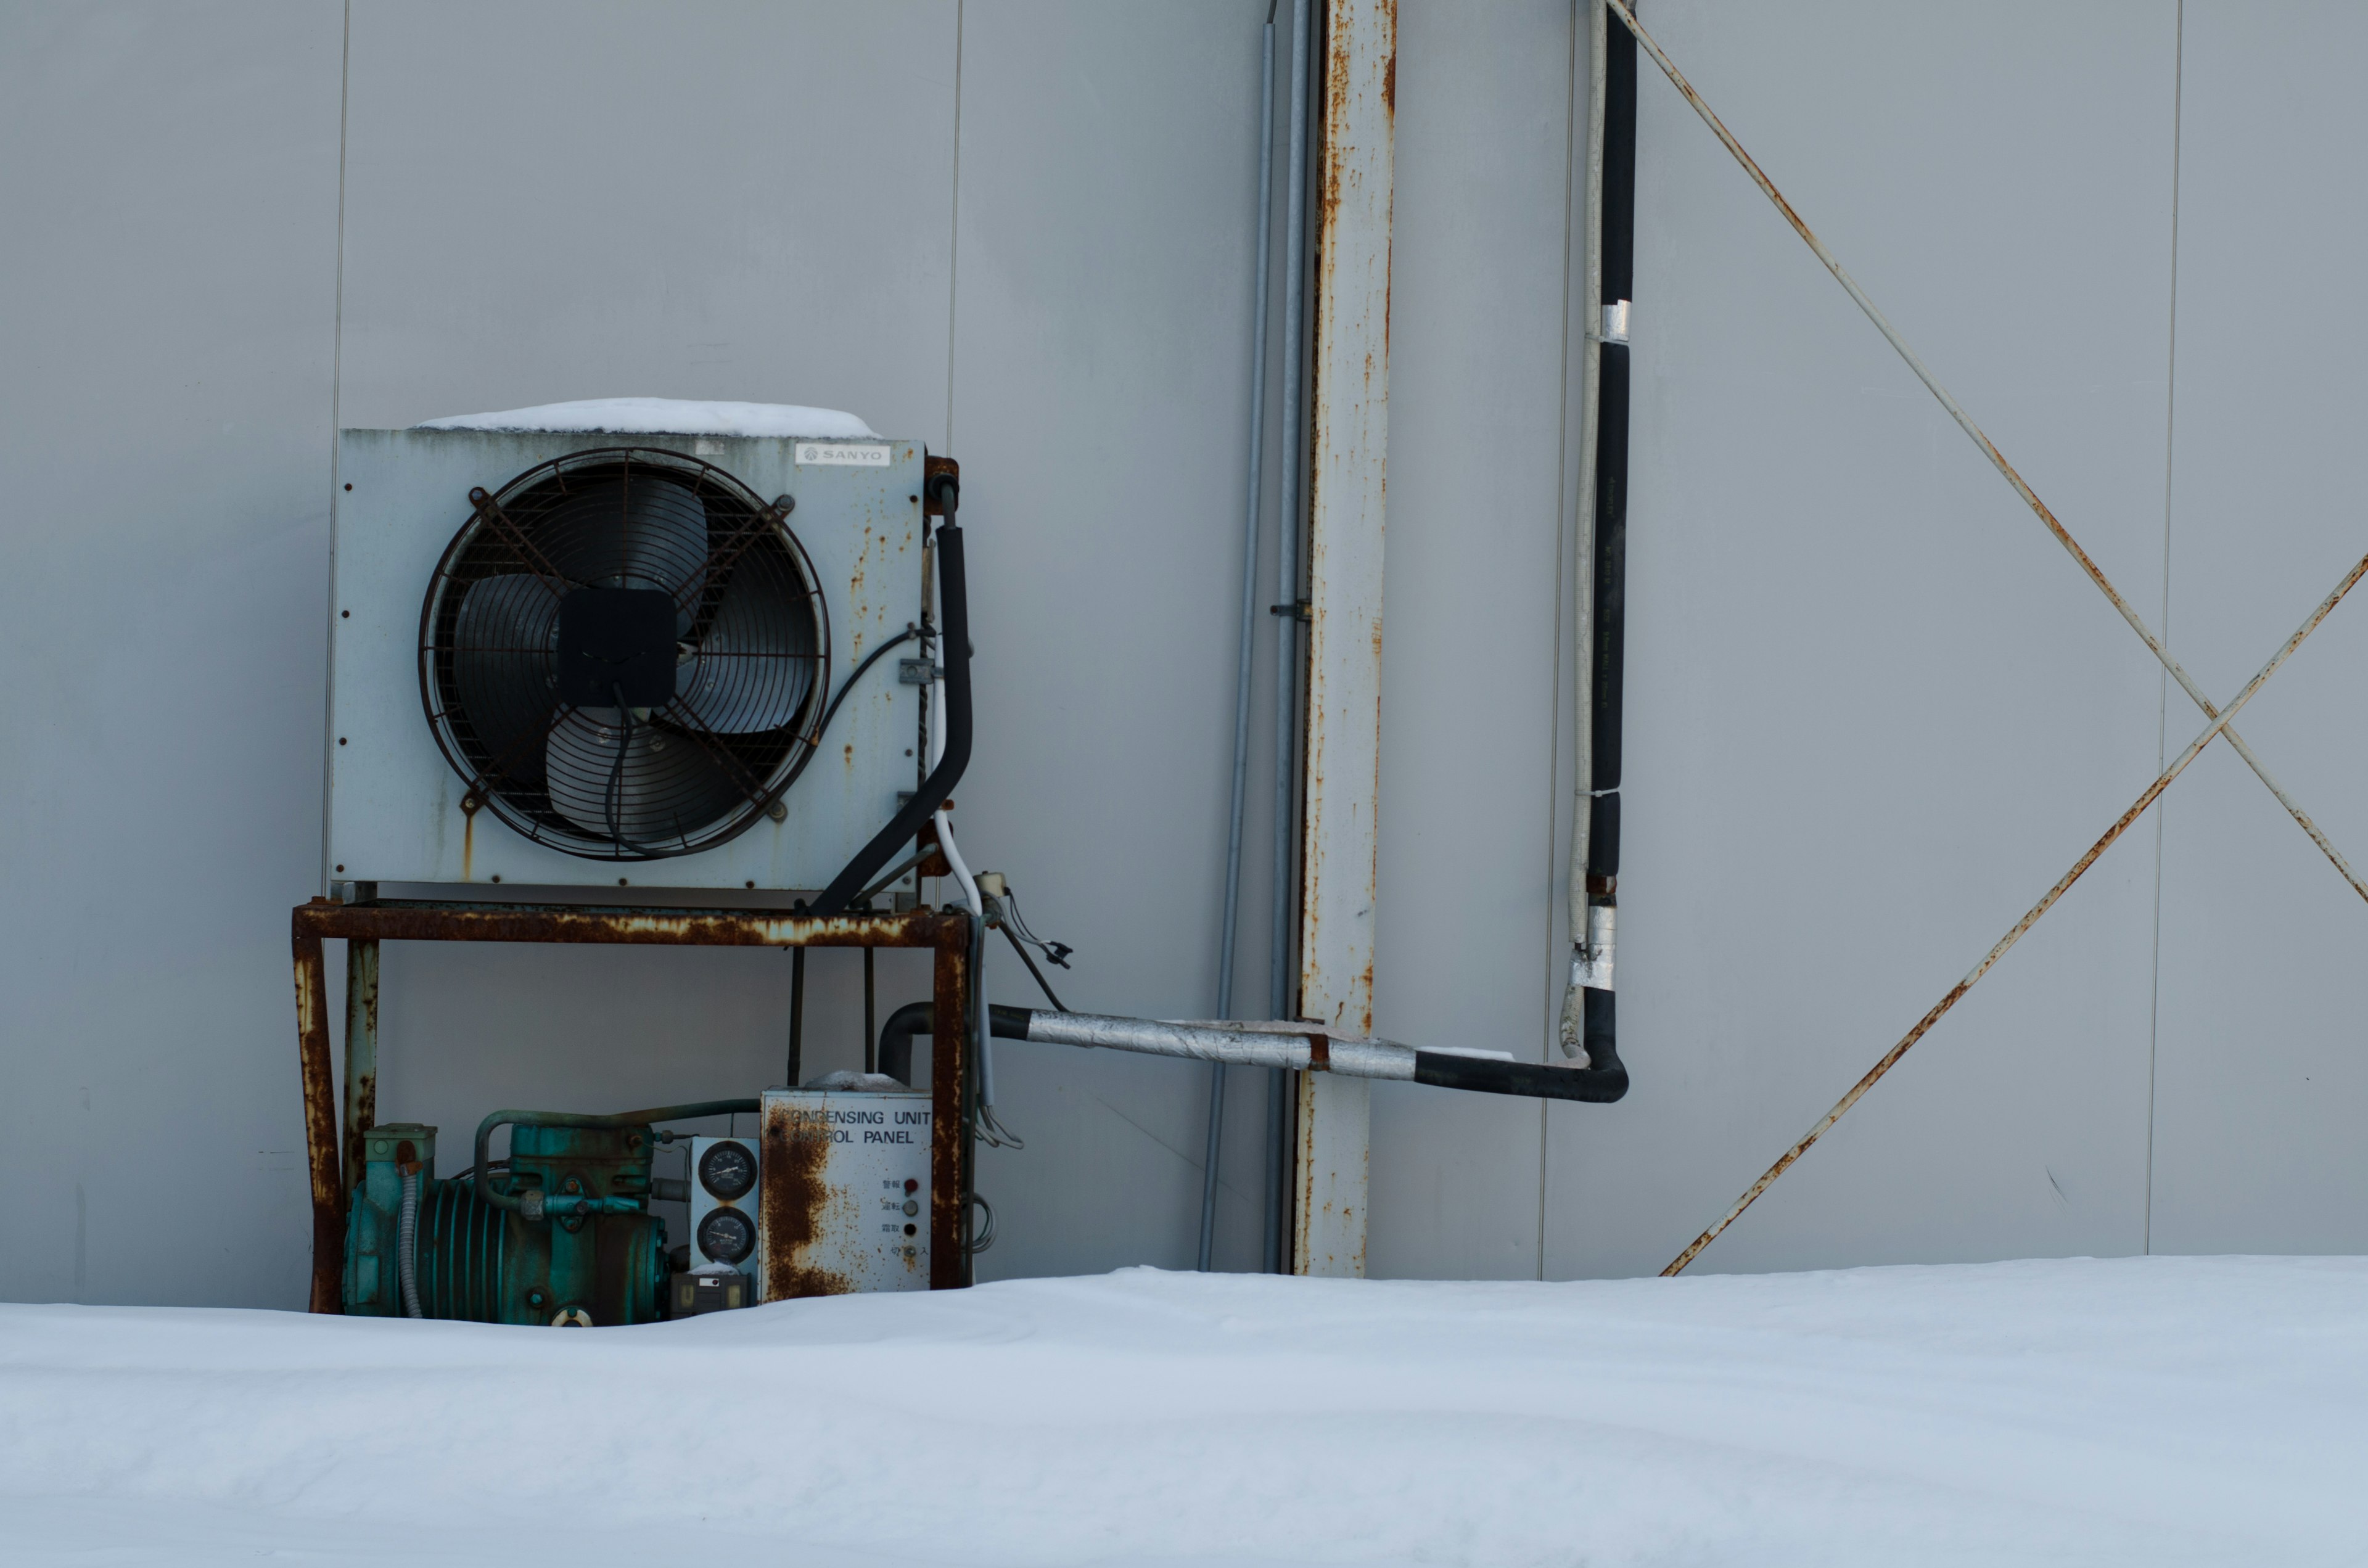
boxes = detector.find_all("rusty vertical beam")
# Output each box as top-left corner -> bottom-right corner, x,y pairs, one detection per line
292,916 -> 343,1313
341,938 -> 379,1196
1294,0 -> 1395,1279
929,916 -> 971,1288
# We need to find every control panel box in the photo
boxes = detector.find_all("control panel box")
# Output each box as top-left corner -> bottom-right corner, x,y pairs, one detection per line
757,1087 -> 931,1297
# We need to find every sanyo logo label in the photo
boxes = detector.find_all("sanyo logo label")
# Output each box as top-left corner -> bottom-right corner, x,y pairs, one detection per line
796,441 -> 894,467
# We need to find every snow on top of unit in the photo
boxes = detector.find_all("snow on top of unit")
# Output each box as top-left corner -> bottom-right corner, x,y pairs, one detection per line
416,398 -> 881,439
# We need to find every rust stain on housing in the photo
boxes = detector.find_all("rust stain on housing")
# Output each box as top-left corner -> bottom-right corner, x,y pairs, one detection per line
759,1100 -> 853,1299
923,456 -> 960,515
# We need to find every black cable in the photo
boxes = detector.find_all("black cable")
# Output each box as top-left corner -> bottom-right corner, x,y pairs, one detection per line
998,889 -> 1073,969
989,899 -> 1069,1011
812,626 -> 918,747
606,683 -> 652,858
604,627 -> 921,861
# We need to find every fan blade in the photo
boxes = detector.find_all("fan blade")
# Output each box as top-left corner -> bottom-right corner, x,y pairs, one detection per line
545,708 -> 747,847
534,475 -> 709,610
451,574 -> 559,787
675,559 -> 819,734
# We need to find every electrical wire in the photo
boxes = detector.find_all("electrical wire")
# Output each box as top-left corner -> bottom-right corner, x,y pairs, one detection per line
604,682 -> 673,858
812,626 -> 919,746
967,911 -> 1021,1151
996,889 -> 1073,971
601,629 -> 921,862
987,894 -> 1069,1011
606,687 -> 636,854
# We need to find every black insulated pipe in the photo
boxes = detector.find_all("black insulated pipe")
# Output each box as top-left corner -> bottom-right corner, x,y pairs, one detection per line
1583,12 -> 1638,1075
874,999 -> 1034,1090
876,999 -> 932,1086
811,472 -> 971,917
1413,1050 -> 1626,1104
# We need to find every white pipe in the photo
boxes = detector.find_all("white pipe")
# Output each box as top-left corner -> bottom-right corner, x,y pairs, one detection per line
927,650 -> 990,1110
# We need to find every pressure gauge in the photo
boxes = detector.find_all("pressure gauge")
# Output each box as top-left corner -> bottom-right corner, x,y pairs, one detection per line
697,1139 -> 757,1201
696,1206 -> 755,1266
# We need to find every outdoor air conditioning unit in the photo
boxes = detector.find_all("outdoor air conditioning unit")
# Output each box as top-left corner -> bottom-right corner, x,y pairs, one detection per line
324,405 -> 929,895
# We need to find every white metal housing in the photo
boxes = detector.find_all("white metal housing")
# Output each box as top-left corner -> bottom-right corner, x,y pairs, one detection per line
757,1087 -> 932,1297
326,428 -> 925,892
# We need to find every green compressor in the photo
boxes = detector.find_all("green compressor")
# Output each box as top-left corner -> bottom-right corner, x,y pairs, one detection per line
343,1099 -> 755,1326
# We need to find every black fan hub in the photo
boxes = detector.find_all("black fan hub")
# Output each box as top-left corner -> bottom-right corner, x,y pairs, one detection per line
556,588 -> 679,708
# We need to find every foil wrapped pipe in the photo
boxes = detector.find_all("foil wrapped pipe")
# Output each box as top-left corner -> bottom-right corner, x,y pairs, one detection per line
987,1008 -> 1625,1104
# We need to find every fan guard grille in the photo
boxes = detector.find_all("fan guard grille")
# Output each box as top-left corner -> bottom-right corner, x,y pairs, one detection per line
418,447 -> 831,861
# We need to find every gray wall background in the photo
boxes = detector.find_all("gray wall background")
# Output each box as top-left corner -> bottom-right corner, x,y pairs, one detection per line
2,1 -> 2358,1310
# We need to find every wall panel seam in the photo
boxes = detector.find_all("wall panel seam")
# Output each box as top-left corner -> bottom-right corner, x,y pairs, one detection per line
2144,0 -> 2185,1258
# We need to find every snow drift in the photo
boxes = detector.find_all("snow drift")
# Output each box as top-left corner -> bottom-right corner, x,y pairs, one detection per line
1,1256 -> 2361,1566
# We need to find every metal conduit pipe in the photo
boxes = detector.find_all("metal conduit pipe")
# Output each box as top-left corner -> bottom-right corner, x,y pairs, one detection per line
397,1167 -> 424,1319
1265,0 -> 1314,1279
989,1008 -> 1627,1104
1202,4 -> 1282,1276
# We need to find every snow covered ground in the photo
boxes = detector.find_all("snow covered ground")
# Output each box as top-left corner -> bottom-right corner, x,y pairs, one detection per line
2,1256 -> 2359,1566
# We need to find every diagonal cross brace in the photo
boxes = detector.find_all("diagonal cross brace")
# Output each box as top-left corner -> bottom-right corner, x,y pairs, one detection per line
1605,0 -> 2368,909
1595,0 -> 2368,1271
1664,541 -> 2368,1276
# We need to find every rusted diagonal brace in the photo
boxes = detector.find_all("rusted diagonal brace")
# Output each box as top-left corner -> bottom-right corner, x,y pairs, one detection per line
1606,0 -> 2368,909
1665,543 -> 2368,1275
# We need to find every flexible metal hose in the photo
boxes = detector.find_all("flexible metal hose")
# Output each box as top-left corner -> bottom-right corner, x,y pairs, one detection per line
397,1168 -> 424,1320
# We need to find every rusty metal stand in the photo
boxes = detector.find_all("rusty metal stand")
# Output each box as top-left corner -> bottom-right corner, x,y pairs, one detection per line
290,897 -> 974,1314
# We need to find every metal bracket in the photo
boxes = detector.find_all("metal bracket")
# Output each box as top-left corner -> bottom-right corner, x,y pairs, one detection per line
898,658 -> 942,685
1268,601 -> 1312,622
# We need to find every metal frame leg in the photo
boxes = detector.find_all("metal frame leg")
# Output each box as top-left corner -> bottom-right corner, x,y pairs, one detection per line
292,921 -> 342,1313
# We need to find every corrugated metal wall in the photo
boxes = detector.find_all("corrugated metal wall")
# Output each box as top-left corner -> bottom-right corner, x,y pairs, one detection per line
2,1 -> 2358,1309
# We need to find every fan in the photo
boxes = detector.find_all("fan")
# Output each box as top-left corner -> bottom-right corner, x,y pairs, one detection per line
418,448 -> 830,859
